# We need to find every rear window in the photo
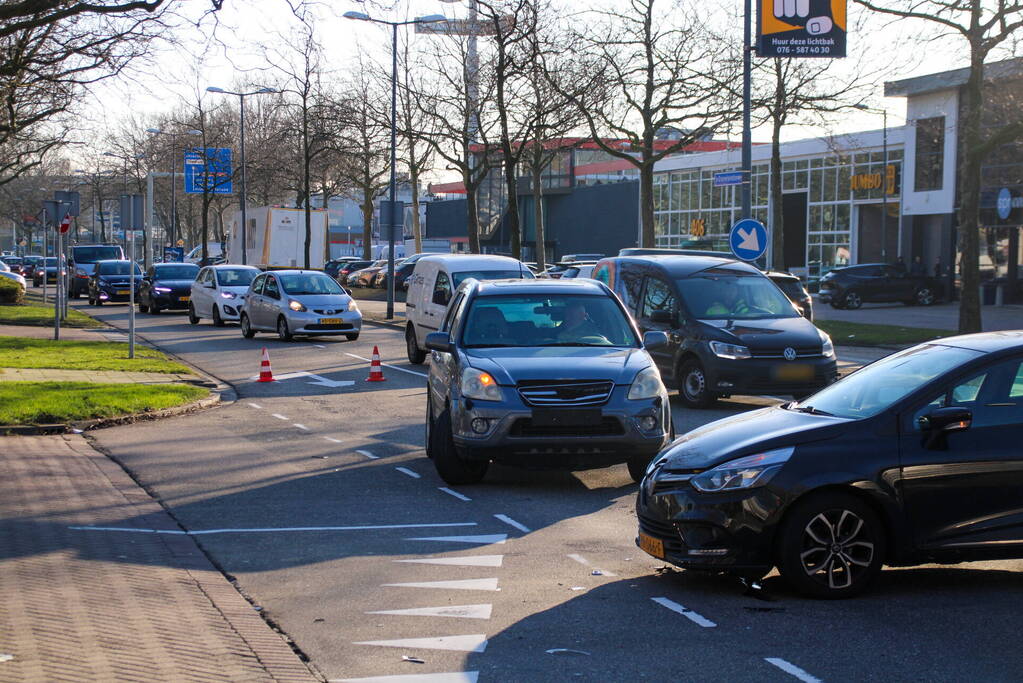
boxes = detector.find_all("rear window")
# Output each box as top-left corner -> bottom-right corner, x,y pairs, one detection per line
773,279 -> 805,299
74,246 -> 122,263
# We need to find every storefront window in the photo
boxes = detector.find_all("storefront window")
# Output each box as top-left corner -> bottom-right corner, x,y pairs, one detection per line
914,117 -> 945,191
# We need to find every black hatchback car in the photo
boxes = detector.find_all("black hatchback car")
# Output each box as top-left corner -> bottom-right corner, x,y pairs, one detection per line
818,263 -> 939,309
593,255 -> 837,408
87,260 -> 142,305
423,278 -> 673,485
138,262 -> 199,314
637,331 -> 1023,598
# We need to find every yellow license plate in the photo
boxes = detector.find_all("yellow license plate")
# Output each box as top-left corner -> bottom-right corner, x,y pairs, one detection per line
116,290 -> 129,295
319,318 -> 342,325
178,296 -> 189,302
638,532 -> 665,559
775,363 -> 813,381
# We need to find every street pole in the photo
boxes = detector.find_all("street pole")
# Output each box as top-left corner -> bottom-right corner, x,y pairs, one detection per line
128,211 -> 135,359
881,109 -> 889,262
54,226 -> 61,340
171,146 -> 178,249
741,0 -> 752,221
240,94 -> 248,266
386,22 -> 398,320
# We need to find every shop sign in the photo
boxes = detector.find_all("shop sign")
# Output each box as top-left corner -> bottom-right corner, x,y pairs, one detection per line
851,165 -> 898,195
690,218 -> 706,237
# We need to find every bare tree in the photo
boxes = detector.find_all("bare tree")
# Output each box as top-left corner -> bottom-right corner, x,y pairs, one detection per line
396,34 -> 437,255
551,0 -> 741,249
854,0 -> 1023,332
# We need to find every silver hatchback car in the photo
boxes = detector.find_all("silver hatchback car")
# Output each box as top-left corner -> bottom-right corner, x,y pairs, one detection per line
240,270 -> 362,341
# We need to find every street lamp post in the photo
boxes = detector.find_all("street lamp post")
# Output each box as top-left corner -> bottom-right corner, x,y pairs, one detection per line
344,11 -> 446,320
146,128 -> 202,254
853,104 -> 890,262
205,86 -> 277,266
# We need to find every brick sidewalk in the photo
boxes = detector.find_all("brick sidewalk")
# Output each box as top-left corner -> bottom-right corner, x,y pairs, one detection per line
0,435 -> 318,683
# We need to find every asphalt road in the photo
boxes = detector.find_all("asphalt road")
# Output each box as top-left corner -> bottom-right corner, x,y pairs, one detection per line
69,295 -> 1023,682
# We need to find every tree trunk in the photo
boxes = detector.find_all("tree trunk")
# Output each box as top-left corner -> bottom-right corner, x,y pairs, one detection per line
639,161 -> 655,248
361,194 -> 373,261
410,169 -> 423,255
503,155 -> 520,259
465,178 -> 481,254
201,195 -> 211,265
770,119 -> 785,270
302,119 -> 312,269
532,161 -> 546,271
957,48 -> 985,334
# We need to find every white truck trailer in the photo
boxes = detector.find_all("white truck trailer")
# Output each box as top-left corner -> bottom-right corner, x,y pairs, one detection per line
228,207 -> 329,268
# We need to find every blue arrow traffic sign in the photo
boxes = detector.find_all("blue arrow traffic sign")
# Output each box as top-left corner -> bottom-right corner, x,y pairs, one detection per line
729,219 -> 768,261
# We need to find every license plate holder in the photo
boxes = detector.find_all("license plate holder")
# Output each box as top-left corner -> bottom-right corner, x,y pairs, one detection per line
178,296 -> 189,302
774,363 -> 813,381
531,408 -> 600,427
638,532 -> 665,559
116,290 -> 129,295
319,318 -> 342,325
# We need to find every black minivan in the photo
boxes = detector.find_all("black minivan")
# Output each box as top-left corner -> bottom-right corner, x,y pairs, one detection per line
592,255 -> 837,407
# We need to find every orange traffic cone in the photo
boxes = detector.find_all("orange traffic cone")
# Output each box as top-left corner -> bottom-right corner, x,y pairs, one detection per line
257,347 -> 275,382
366,345 -> 386,382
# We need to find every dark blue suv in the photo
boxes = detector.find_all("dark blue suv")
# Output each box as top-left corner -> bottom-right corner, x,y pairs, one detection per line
423,278 -> 673,485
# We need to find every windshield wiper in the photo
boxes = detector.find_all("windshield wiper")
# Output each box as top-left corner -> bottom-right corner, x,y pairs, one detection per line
793,405 -> 834,416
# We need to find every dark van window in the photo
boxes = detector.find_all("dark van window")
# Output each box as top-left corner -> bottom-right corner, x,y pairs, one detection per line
620,269 -> 644,312
640,278 -> 676,321
433,272 -> 451,305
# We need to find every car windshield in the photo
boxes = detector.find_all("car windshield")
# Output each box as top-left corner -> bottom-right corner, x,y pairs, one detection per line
678,273 -> 798,320
279,272 -> 344,295
155,265 -> 198,279
43,258 -> 60,266
792,344 -> 983,419
74,246 -> 121,262
100,261 -> 141,275
461,294 -> 638,348
216,268 -> 257,286
452,269 -> 533,287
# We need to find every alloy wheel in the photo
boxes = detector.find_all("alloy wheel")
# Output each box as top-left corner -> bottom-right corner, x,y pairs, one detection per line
799,508 -> 875,591
844,291 -> 862,309
916,288 -> 934,306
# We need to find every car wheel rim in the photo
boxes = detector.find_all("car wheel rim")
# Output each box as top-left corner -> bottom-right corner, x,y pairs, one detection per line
799,509 -> 875,590
684,368 -> 705,400
847,293 -> 860,307
917,289 -> 932,305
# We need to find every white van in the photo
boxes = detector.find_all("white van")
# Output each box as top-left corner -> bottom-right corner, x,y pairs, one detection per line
405,254 -> 533,363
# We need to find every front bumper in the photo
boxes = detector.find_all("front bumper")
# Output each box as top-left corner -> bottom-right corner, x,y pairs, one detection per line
283,309 -> 363,335
818,287 -> 838,303
150,292 -> 192,309
700,352 -> 837,398
450,386 -> 671,469
635,471 -> 783,572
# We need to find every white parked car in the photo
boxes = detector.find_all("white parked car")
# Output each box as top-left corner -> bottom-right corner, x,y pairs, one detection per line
188,264 -> 260,326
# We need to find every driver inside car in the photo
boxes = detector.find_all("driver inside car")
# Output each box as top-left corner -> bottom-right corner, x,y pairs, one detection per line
704,281 -> 751,317
556,301 -> 601,341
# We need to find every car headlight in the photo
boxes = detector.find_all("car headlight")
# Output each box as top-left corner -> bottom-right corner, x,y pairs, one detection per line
709,341 -> 751,360
461,367 -> 502,401
819,331 -> 834,358
347,299 -> 359,312
289,299 -> 306,312
220,291 -> 237,299
75,267 -> 88,277
154,286 -> 172,293
690,447 -> 793,493
628,366 -> 665,400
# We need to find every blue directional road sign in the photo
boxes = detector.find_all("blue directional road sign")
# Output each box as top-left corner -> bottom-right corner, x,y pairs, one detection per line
729,218 -> 768,261
184,147 -> 233,195
713,171 -> 745,187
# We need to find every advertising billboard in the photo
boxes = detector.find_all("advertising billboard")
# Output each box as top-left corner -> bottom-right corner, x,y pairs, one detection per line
757,0 -> 847,58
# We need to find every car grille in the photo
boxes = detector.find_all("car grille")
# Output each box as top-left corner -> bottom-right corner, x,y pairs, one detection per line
509,416 -> 624,438
638,515 -> 686,556
750,346 -> 822,359
516,379 -> 614,407
312,308 -> 346,315
305,323 -> 354,331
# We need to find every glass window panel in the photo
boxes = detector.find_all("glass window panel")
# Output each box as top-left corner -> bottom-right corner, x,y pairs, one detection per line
810,169 -> 823,202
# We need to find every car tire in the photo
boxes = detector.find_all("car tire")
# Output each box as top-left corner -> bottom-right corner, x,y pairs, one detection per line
431,406 -> 488,485
914,287 -> 935,306
627,456 -> 652,483
406,325 -> 426,364
240,314 -> 255,338
842,290 -> 862,309
776,492 -> 886,599
345,333 -> 359,341
188,303 -> 200,325
212,305 -> 225,327
139,301 -> 149,313
277,316 -> 293,342
677,358 -> 716,408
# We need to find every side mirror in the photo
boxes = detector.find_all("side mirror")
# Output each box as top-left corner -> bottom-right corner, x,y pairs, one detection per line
424,331 -> 453,353
643,330 -> 669,350
917,406 -> 972,433
650,309 -> 674,324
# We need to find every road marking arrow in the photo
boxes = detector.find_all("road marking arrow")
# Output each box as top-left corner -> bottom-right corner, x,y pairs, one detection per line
249,370 -> 355,388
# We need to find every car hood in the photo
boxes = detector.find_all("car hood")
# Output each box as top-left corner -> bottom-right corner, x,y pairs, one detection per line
695,316 -> 823,351
285,293 -> 352,308
465,346 -> 650,385
660,405 -> 847,470
221,285 -> 251,296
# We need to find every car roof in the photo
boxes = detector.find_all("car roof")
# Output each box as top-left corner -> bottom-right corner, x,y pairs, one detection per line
600,254 -> 759,278
264,269 -> 333,276
209,264 -> 259,270
472,278 -> 609,296
932,331 -> 1023,354
417,254 -> 526,269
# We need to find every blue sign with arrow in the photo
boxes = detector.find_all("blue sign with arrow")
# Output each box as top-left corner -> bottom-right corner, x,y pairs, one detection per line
184,147 -> 233,195
729,218 -> 768,261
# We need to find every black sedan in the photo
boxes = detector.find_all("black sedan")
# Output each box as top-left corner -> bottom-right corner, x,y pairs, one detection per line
32,257 -> 66,286
637,331 -> 1023,598
87,260 -> 142,305
138,262 -> 200,314
819,263 -> 939,309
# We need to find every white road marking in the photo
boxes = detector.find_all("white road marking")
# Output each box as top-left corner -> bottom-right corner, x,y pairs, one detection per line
367,604 -> 492,619
651,597 -> 717,628
272,413 -> 289,421
250,371 -> 355,388
69,522 -> 476,535
383,578 -> 499,591
313,344 -> 325,348
324,437 -> 343,443
293,423 -> 310,431
396,466 -> 421,479
344,352 -> 428,378
246,402 -> 262,409
356,449 -> 379,459
407,534 -> 507,545
765,658 -> 822,683
395,555 -> 504,568
566,553 -> 617,577
335,673 -> 479,683
353,635 -> 487,653
494,514 -> 530,533
439,487 -> 472,501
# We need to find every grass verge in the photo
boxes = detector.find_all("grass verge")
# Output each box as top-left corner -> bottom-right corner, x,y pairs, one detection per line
817,319 -> 956,347
0,381 -> 207,425
0,302 -> 102,328
0,336 -> 191,373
